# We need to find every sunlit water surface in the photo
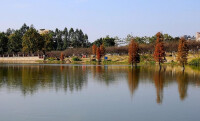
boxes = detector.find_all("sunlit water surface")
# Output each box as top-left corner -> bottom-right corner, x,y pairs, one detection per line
0,64 -> 200,121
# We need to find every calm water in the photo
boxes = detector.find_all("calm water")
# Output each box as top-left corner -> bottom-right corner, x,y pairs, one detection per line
0,64 -> 200,121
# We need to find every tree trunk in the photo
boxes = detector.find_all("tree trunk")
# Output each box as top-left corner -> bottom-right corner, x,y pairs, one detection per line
159,61 -> 162,71
182,63 -> 185,71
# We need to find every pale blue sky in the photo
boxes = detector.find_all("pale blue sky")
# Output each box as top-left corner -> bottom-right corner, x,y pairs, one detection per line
0,0 -> 200,41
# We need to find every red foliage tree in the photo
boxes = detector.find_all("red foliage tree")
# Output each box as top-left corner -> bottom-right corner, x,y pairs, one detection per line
177,37 -> 189,70
129,39 -> 140,67
92,44 -> 97,55
96,47 -> 101,62
60,52 -> 64,61
154,32 -> 165,69
100,44 -> 106,57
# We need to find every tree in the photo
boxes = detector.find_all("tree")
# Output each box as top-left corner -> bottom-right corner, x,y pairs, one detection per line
60,52 -> 64,61
84,34 -> 89,47
41,33 -> 53,55
63,27 -> 69,50
177,37 -> 189,70
6,28 -> 15,36
22,28 -> 43,54
92,44 -> 97,55
8,30 -> 22,54
96,47 -> 101,62
154,32 -> 165,69
0,32 -> 8,54
54,28 -> 63,51
100,44 -> 106,57
93,36 -> 115,47
103,36 -> 115,47
19,23 -> 29,36
68,28 -> 74,47
128,39 -> 140,67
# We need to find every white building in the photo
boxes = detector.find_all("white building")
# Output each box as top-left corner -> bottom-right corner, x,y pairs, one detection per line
115,39 -> 129,47
196,32 -> 200,41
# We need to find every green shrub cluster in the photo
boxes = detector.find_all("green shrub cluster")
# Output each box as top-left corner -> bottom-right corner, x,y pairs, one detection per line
189,58 -> 200,66
72,57 -> 82,61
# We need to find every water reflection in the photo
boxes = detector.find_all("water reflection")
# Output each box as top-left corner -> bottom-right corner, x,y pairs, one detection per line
154,69 -> 164,104
177,72 -> 188,100
127,67 -> 140,97
0,65 -> 88,95
0,64 -> 200,103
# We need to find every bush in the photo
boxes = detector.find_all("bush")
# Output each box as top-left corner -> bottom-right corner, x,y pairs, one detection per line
72,57 -> 82,61
189,58 -> 200,66
47,57 -> 57,61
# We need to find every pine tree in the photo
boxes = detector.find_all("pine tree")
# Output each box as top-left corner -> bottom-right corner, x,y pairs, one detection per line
128,39 -> 140,67
177,37 -> 189,70
154,32 -> 165,69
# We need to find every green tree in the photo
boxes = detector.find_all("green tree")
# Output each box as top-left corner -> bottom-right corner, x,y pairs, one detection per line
103,36 -> 115,47
8,30 -> 22,53
22,28 -> 43,54
63,27 -> 69,49
93,36 -> 115,47
54,28 -> 63,51
6,28 -> 15,36
0,32 -> 8,54
19,23 -> 29,36
84,34 -> 89,47
68,28 -> 74,47
41,33 -> 53,54
163,34 -> 174,42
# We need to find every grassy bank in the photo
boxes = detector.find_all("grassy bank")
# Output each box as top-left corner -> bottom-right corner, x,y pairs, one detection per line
38,52 -> 199,67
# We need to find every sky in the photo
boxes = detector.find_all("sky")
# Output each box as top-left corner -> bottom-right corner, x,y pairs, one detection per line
0,0 -> 200,42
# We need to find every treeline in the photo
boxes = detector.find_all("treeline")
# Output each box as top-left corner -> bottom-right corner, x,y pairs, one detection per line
49,41 -> 200,57
0,23 -> 90,54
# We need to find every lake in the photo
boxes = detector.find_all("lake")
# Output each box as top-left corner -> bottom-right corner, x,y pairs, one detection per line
0,64 -> 200,121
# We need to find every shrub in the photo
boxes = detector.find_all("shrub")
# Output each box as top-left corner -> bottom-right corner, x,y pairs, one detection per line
72,57 -> 82,61
189,58 -> 200,66
47,57 -> 56,61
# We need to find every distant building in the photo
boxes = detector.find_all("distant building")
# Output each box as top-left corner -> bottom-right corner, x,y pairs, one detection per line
39,29 -> 49,34
183,35 -> 196,41
196,32 -> 200,41
183,35 -> 191,40
115,39 -> 129,47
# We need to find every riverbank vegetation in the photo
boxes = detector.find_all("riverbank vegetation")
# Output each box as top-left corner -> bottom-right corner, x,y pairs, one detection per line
0,24 -> 200,67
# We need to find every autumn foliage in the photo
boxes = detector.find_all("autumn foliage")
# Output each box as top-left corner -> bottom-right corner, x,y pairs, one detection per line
92,44 -> 97,55
100,44 -> 106,57
128,39 -> 140,66
177,37 -> 189,68
60,52 -> 64,61
154,32 -> 165,67
96,47 -> 101,62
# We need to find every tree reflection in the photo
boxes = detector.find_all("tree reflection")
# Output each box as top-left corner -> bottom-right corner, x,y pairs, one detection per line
0,65 -> 199,101
0,65 -> 88,96
176,71 -> 188,100
93,66 -> 116,85
154,69 -> 164,104
127,67 -> 140,97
